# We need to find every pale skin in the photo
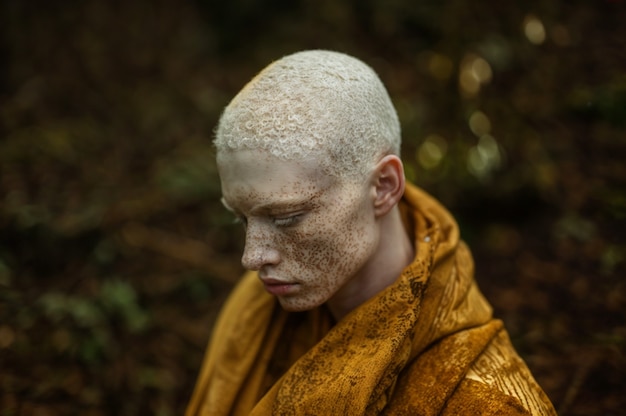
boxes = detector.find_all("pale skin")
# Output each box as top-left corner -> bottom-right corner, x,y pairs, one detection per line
217,149 -> 415,321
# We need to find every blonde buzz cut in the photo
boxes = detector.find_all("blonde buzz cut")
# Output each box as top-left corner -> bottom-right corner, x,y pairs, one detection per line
214,50 -> 401,179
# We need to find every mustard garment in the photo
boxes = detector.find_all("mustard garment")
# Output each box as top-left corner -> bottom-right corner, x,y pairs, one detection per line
186,183 -> 557,415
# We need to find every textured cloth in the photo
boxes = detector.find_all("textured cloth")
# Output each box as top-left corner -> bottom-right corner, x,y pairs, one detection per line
186,183 -> 557,415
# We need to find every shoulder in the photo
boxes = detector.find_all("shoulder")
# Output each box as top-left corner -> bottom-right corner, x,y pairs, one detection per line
455,328 -> 557,415
383,323 -> 556,415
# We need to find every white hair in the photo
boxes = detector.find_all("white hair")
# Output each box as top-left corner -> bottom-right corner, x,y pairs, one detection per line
214,50 -> 401,179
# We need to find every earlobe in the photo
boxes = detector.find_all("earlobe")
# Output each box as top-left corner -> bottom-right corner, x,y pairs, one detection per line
373,155 -> 405,217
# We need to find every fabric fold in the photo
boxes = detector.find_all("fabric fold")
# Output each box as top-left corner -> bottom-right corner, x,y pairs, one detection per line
186,183 -> 557,415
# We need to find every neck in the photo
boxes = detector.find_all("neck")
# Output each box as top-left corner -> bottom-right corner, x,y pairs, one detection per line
327,206 -> 415,321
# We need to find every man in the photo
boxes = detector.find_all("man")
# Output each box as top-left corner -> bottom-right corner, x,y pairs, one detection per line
186,50 -> 556,415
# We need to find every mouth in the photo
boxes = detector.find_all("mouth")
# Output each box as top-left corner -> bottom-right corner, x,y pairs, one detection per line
261,278 -> 299,296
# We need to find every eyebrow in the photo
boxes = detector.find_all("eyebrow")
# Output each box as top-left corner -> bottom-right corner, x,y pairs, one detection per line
251,198 -> 314,214
220,194 -> 319,215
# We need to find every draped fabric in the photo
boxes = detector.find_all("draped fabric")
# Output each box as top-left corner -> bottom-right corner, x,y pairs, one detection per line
186,183 -> 557,415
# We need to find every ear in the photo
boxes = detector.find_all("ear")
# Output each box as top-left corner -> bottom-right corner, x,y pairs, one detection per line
371,155 -> 406,217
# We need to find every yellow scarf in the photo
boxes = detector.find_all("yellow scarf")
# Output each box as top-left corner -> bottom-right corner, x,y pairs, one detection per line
186,183 -> 556,415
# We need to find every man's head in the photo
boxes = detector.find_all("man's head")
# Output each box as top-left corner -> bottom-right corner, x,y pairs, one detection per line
215,51 -> 409,317
214,50 -> 401,180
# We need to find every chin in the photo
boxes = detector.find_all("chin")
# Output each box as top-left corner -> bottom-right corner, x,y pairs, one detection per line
277,298 -> 320,313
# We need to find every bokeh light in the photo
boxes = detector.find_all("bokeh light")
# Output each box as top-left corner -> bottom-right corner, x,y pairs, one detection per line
467,134 -> 502,179
417,134 -> 448,170
459,53 -> 493,97
523,14 -> 546,45
469,110 -> 492,137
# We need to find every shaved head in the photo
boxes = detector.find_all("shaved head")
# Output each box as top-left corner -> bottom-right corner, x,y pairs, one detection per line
214,50 -> 401,180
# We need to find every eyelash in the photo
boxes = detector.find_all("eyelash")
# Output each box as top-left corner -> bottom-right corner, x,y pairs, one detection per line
272,214 -> 302,227
231,214 -> 302,228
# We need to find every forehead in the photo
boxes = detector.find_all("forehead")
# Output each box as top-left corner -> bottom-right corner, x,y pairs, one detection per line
217,149 -> 337,210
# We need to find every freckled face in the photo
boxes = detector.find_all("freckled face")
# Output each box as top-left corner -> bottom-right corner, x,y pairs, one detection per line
217,149 -> 380,312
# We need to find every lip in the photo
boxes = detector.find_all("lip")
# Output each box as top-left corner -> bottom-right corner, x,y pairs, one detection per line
261,278 -> 298,296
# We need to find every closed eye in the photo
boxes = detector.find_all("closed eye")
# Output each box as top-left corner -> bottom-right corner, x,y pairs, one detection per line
272,214 -> 302,227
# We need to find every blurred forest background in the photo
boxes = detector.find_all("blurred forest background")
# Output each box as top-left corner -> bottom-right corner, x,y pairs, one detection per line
1,0 -> 625,415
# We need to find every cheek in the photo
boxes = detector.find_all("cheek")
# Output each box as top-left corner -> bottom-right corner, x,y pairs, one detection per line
281,204 -> 375,277
278,232 -> 338,273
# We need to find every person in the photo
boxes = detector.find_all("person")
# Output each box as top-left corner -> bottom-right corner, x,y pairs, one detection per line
186,50 -> 557,415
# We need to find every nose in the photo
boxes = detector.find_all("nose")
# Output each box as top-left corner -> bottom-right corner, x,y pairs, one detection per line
241,222 -> 280,271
